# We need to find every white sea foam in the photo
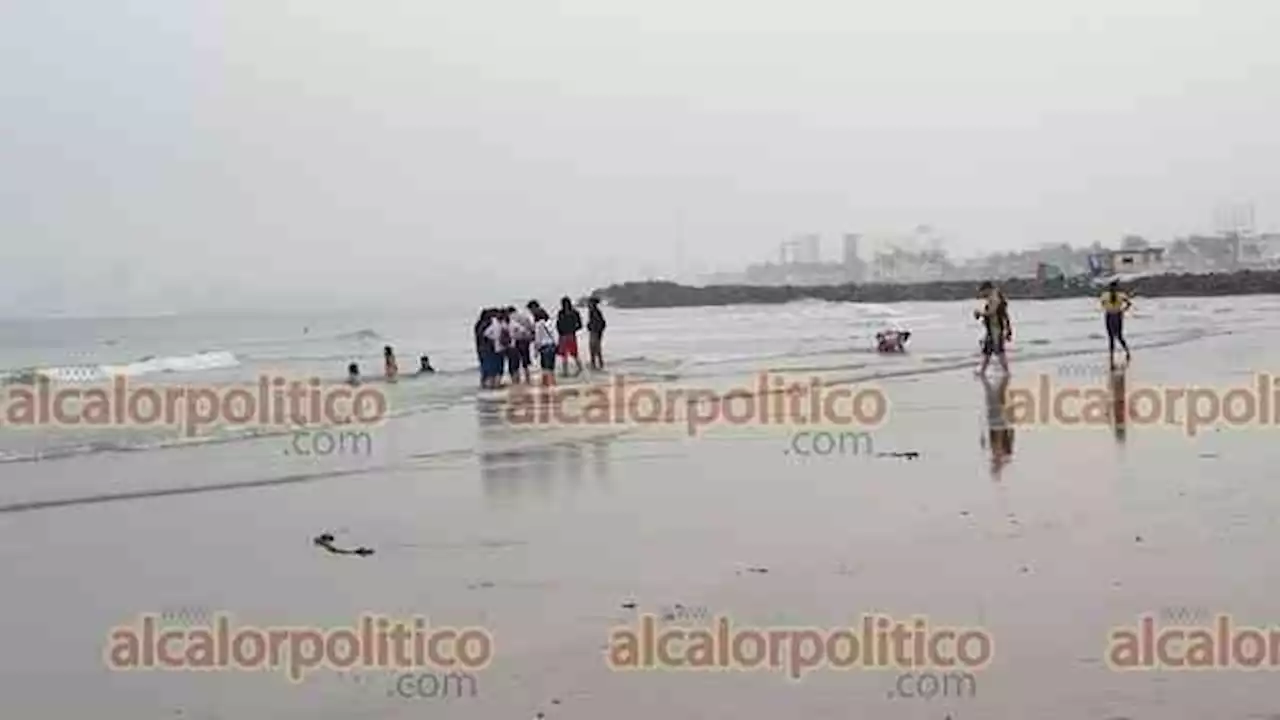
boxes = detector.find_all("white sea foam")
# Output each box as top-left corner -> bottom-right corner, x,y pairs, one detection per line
7,351 -> 241,384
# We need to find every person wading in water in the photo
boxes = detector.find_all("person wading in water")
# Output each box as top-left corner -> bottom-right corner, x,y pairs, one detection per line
1100,279 -> 1133,368
974,281 -> 1013,376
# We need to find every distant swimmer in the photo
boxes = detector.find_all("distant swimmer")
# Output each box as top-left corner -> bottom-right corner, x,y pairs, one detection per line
974,281 -> 1012,376
384,345 -> 399,382
419,355 -> 435,374
347,362 -> 361,386
876,328 -> 911,353
1100,280 -> 1133,368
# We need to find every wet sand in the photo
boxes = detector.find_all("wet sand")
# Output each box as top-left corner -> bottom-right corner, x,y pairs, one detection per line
3,329 -> 1280,719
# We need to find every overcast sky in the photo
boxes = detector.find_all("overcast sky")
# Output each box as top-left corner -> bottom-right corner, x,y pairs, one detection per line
2,0 -> 1278,315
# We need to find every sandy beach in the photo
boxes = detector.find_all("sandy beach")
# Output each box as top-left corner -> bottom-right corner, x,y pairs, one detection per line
3,305 -> 1279,720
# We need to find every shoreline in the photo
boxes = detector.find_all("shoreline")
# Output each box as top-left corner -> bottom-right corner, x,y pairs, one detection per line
594,269 -> 1280,308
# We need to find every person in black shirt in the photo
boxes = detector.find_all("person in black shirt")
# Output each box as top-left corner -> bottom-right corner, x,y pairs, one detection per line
586,296 -> 607,370
556,296 -> 584,376
974,281 -> 1012,376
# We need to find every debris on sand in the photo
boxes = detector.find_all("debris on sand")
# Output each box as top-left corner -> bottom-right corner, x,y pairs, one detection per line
313,533 -> 374,557
876,451 -> 920,460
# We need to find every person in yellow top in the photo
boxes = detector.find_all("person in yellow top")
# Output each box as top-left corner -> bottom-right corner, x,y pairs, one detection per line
1100,280 -> 1133,367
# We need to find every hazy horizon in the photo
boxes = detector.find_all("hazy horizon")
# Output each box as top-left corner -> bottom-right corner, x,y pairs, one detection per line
4,0 -> 1279,317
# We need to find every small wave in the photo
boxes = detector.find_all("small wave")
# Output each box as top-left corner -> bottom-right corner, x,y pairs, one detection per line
1,351 -> 240,385
109,351 -> 239,376
335,328 -> 383,342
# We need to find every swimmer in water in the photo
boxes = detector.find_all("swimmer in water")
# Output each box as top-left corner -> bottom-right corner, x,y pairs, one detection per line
1100,280 -> 1133,368
974,281 -> 1012,376
419,355 -> 435,374
347,362 -> 360,386
384,345 -> 399,381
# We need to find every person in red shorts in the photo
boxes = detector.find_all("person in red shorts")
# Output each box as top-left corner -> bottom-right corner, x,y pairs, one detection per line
556,296 -> 584,377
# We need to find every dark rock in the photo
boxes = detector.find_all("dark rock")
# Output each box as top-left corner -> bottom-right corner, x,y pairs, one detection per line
595,271 -> 1280,309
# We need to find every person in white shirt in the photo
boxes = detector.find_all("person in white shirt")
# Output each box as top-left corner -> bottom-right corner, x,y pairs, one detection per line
483,312 -> 510,387
507,305 -> 535,384
530,304 -> 559,387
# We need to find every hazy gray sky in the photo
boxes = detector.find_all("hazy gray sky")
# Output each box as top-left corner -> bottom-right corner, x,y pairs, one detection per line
3,0 -> 1278,315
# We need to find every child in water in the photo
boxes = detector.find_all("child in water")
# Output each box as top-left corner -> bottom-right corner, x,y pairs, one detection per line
419,355 -> 435,374
347,362 -> 360,386
384,345 -> 398,381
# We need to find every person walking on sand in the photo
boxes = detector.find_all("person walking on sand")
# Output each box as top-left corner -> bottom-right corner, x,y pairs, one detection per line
586,296 -> 607,370
1100,279 -> 1133,368
974,281 -> 1012,376
556,296 -> 584,377
383,345 -> 399,382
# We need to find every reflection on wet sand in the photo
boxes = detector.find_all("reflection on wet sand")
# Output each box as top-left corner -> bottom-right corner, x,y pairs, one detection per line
1110,367 -> 1128,444
474,395 -> 614,503
475,395 -> 507,429
980,373 -> 1015,478
478,440 -> 613,502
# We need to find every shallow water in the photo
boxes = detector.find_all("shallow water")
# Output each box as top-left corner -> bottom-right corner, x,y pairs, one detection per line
1,295 -> 1269,465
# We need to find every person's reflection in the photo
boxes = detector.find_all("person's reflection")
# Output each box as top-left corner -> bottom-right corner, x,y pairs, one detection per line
479,439 -> 620,503
1110,367 -> 1128,444
589,435 -> 612,486
475,395 -> 506,430
480,446 -> 558,501
980,373 -> 1015,478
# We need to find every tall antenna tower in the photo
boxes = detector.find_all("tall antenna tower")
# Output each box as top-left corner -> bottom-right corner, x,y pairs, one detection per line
1214,202 -> 1256,236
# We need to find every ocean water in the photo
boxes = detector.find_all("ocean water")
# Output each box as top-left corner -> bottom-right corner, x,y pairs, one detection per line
1,295 -> 1276,465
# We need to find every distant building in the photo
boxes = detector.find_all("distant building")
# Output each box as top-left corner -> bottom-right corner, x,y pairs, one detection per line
1235,233 -> 1280,267
1089,248 -> 1166,276
842,234 -> 865,282
1035,262 -> 1065,280
795,235 -> 821,264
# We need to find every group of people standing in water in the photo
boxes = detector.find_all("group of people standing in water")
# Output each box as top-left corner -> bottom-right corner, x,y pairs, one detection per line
474,296 -> 607,388
972,277 -> 1134,377
341,297 -> 608,387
